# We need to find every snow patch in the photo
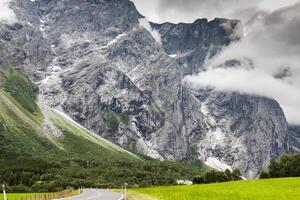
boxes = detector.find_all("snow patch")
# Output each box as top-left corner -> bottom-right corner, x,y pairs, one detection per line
107,33 -> 126,46
168,54 -> 178,58
205,157 -> 232,171
139,18 -> 162,45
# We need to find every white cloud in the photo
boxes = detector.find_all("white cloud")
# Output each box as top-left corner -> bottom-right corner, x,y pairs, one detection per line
138,18 -> 162,45
184,3 -> 300,125
0,0 -> 17,24
132,0 -> 299,23
185,68 -> 300,124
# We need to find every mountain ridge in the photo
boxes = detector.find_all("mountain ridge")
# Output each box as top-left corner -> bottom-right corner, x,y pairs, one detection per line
0,0 -> 294,179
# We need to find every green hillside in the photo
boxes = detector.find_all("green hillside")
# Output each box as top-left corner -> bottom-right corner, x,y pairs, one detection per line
128,178 -> 300,200
0,69 -> 136,161
0,69 -> 206,191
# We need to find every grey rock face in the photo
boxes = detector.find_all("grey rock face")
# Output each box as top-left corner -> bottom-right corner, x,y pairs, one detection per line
152,18 -> 241,75
0,22 -> 52,80
289,126 -> 300,153
188,88 -> 289,178
2,0 -> 291,179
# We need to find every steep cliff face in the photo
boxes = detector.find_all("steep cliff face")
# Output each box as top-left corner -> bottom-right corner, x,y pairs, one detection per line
187,88 -> 289,178
2,0 -> 291,178
289,126 -> 300,153
0,21 -> 52,79
152,18 -> 241,75
152,19 -> 289,178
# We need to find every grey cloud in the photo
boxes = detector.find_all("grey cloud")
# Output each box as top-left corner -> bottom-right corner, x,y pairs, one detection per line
156,0 -> 260,22
0,0 -> 17,23
185,2 -> 300,124
263,4 -> 300,52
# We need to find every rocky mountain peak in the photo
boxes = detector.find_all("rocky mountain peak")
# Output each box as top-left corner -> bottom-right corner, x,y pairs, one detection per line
0,0 -> 292,179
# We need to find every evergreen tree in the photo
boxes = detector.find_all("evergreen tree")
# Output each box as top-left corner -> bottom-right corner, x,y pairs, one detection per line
232,169 -> 242,180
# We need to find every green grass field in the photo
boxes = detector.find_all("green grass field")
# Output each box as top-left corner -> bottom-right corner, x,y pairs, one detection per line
0,193 -> 53,200
129,178 -> 300,200
0,189 -> 81,200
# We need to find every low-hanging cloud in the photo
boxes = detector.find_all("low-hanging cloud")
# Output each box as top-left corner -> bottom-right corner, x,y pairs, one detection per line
132,0 -> 298,24
185,3 -> 300,125
0,0 -> 17,24
157,0 -> 259,22
139,18 -> 162,45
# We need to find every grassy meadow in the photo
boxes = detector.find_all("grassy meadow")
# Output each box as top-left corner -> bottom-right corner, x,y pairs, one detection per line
0,189 -> 81,200
128,178 -> 300,200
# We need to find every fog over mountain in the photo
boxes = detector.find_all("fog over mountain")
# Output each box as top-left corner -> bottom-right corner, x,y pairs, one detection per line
132,0 -> 299,23
186,2 -> 300,124
132,0 -> 300,125
0,0 -> 16,23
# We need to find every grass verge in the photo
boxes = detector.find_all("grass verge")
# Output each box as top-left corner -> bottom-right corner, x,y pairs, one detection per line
129,178 -> 300,200
0,189 -> 81,200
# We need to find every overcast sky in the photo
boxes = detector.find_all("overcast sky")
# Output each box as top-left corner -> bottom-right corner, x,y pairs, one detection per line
132,0 -> 299,23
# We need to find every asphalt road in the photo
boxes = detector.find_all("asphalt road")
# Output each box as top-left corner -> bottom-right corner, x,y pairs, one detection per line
60,189 -> 124,200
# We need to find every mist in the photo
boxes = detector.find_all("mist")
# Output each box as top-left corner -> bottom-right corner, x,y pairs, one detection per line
185,3 -> 300,124
0,0 -> 16,24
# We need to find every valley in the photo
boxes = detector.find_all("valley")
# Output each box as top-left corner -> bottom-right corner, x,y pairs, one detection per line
0,0 -> 300,198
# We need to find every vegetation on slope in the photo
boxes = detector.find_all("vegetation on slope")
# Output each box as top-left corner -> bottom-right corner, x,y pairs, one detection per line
128,178 -> 300,200
0,83 -> 55,160
0,69 -> 207,192
1,69 -> 40,115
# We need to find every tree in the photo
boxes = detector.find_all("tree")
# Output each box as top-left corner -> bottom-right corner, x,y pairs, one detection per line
232,169 -> 242,180
224,169 -> 232,180
193,176 -> 204,184
259,170 -> 270,179
268,159 -> 281,178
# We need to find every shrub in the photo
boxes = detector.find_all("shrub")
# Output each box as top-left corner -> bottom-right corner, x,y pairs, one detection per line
259,171 -> 270,179
260,155 -> 300,179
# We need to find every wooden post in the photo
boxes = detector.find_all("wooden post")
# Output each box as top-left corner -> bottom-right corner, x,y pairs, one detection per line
2,185 -> 7,200
124,183 -> 128,200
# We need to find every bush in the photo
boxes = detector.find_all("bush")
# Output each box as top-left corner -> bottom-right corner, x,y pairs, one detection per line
8,184 -> 31,193
259,171 -> 270,179
260,155 -> 300,179
193,176 -> 205,184
193,168 -> 241,185
232,169 -> 242,180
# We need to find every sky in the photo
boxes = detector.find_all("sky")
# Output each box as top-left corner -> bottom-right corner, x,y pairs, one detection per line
132,0 -> 299,23
131,0 -> 300,125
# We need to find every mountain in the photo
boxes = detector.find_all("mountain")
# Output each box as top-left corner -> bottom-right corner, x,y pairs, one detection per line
0,69 -> 138,161
151,18 -> 240,75
0,69 -> 205,190
289,126 -> 300,153
0,0 -> 292,179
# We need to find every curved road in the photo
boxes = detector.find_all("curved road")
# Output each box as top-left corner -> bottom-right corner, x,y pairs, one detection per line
60,189 -> 124,200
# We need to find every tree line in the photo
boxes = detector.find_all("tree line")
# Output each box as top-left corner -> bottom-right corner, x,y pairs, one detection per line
260,155 -> 300,179
0,158 -> 203,193
193,169 -> 242,184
